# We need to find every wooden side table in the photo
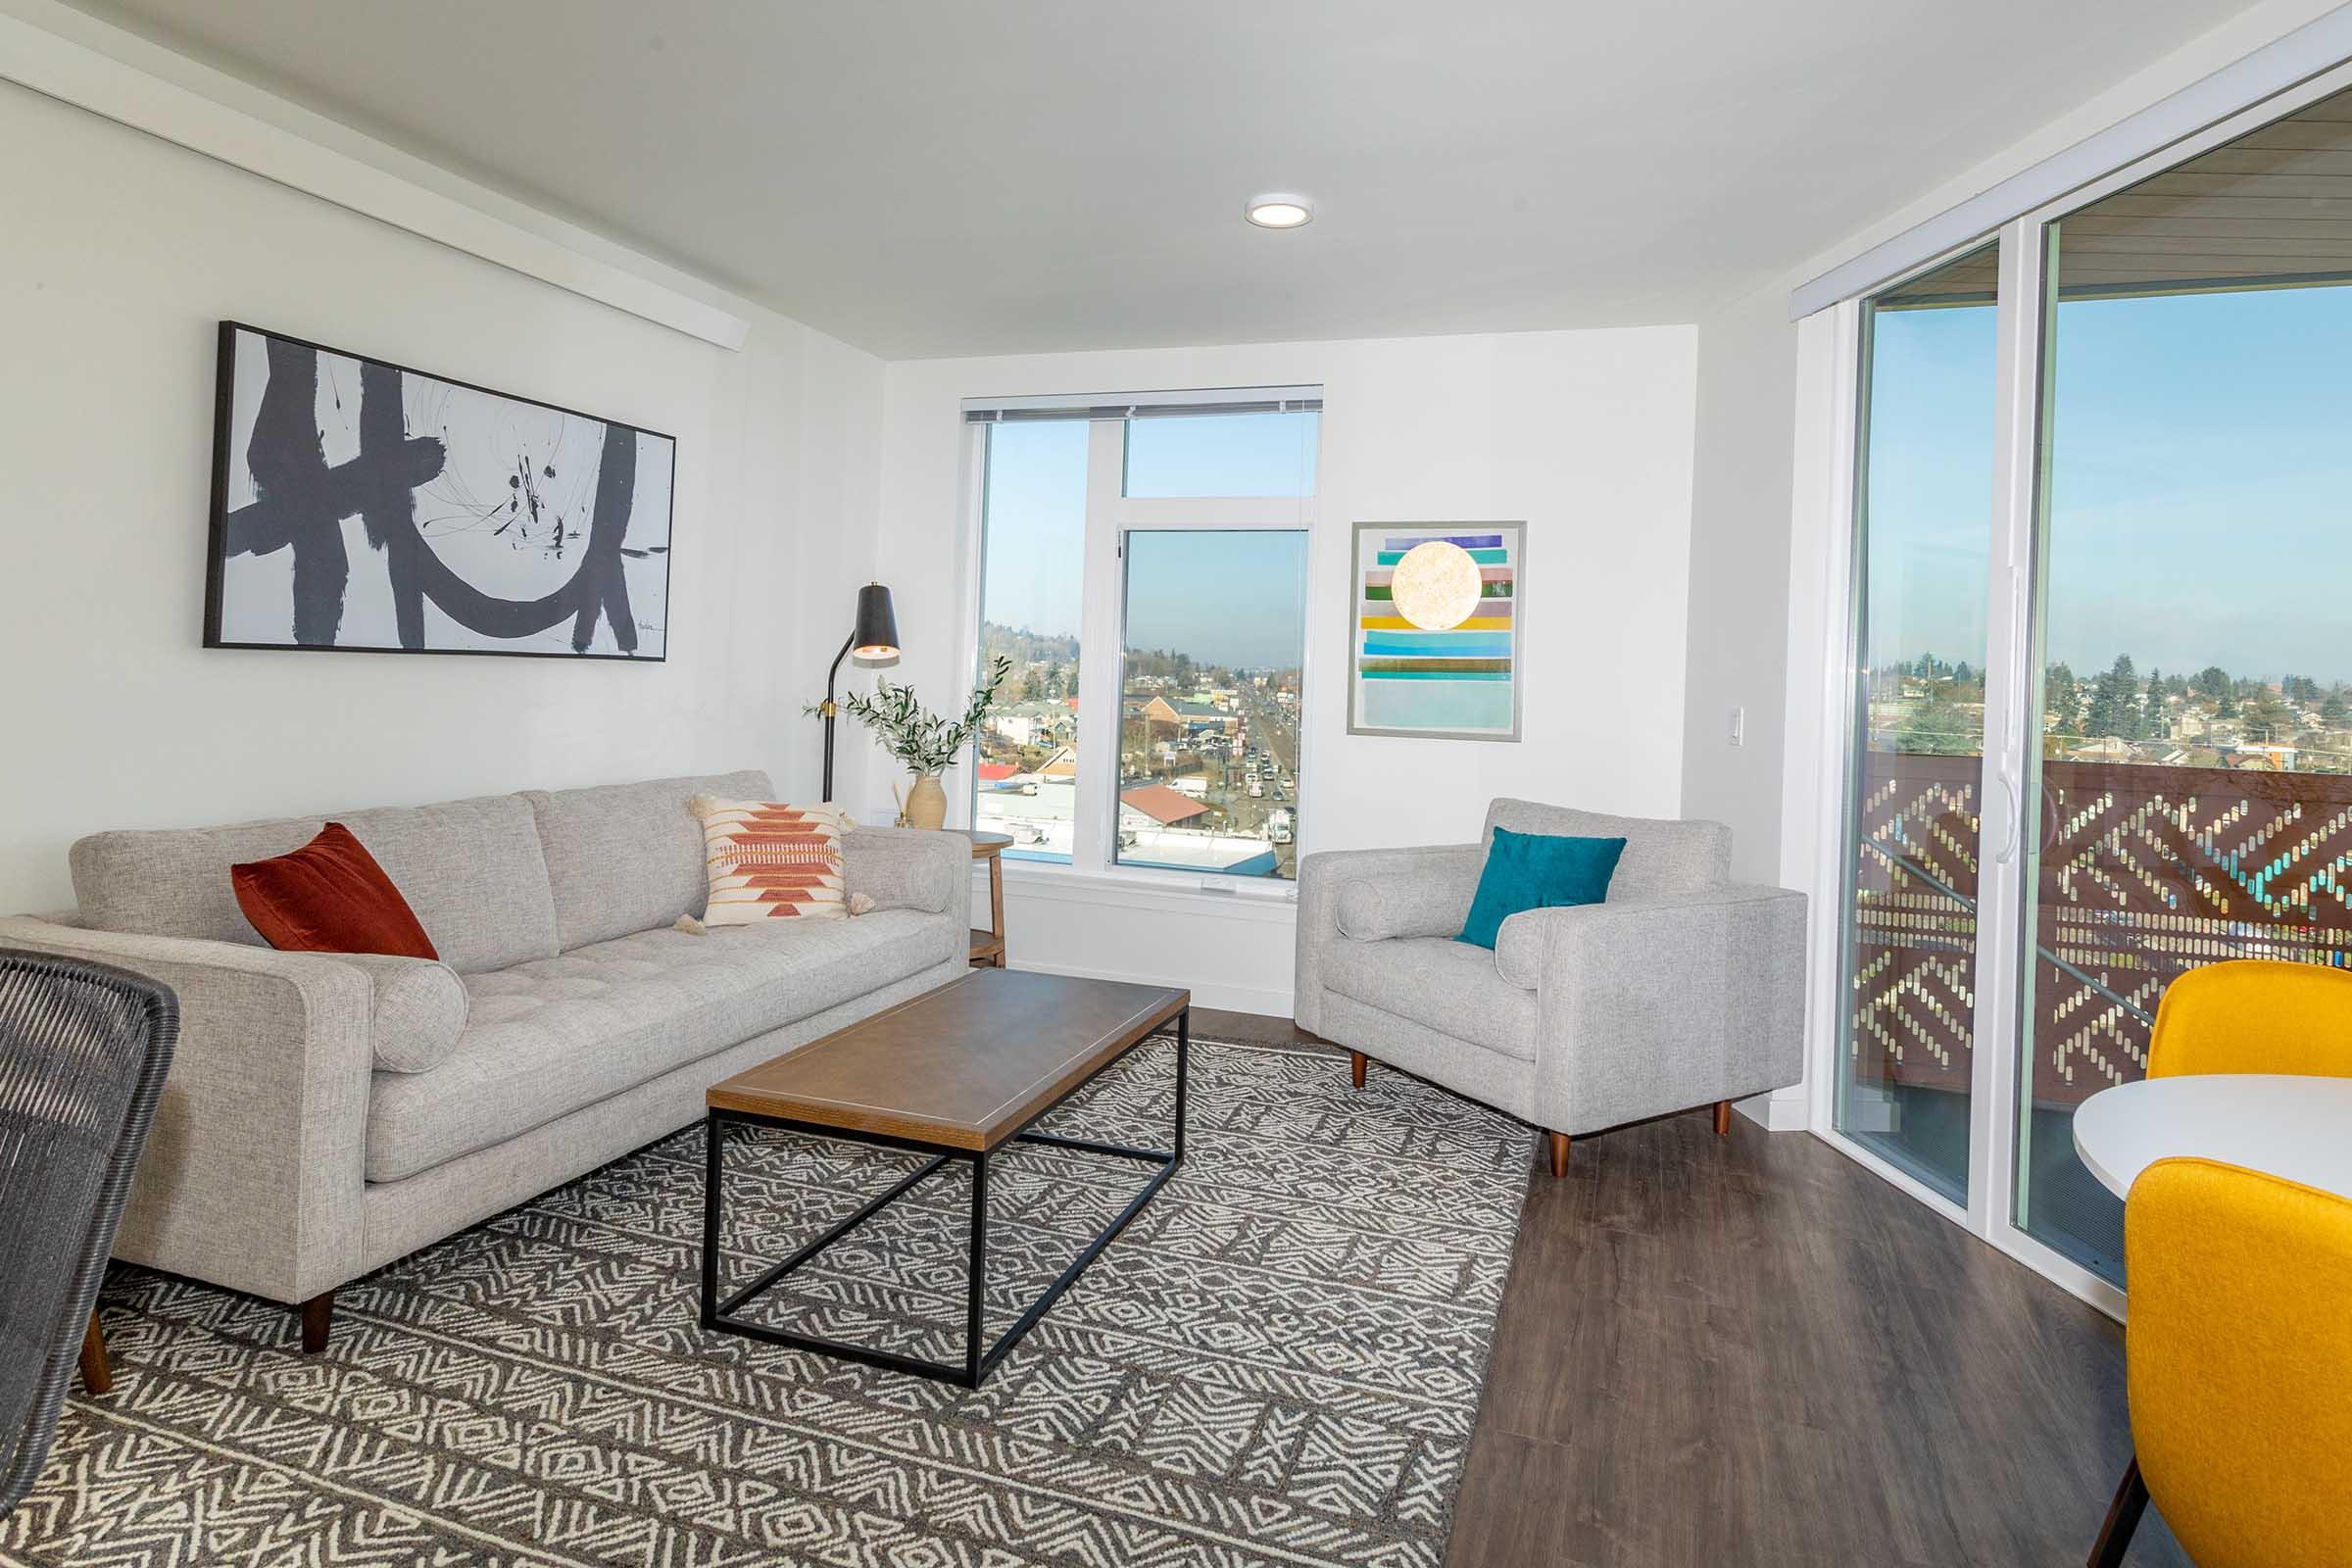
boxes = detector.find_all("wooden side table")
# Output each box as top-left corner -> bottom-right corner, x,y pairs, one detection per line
964,830 -> 1012,967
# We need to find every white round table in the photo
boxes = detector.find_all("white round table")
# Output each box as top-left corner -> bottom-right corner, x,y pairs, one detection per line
2072,1073 -> 2352,1200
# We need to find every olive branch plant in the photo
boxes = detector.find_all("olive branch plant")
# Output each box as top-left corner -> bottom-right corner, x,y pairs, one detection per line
817,655 -> 1013,775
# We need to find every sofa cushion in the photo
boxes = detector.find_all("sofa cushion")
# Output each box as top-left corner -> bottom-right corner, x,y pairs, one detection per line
231,823 -> 439,959
1320,935 -> 1538,1062
73,794 -> 560,974
335,953 -> 470,1073
522,769 -> 773,950
1483,800 -> 1729,899
692,797 -> 851,925
1457,829 -> 1625,950
364,908 -> 955,1182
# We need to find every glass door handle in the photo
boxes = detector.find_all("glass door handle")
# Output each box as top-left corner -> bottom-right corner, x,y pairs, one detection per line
1994,768 -> 2023,865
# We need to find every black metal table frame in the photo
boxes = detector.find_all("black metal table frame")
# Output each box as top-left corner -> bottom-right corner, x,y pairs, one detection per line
700,1007 -> 1188,1387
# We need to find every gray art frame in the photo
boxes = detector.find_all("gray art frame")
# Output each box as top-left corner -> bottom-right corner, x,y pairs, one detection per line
1345,520 -> 1525,742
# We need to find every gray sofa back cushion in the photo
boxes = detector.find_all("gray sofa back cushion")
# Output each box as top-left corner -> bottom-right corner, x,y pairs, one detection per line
522,769 -> 774,951
1482,799 -> 1731,898
71,794 -> 562,974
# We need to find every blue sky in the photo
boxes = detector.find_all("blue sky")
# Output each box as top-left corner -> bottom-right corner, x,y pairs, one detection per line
1868,275 -> 2352,685
978,413 -> 1315,669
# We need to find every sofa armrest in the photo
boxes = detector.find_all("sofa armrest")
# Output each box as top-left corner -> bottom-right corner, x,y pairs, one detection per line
0,914 -> 373,1305
1295,843 -> 1482,1033
1503,884 -> 1807,1134
841,827 -> 972,940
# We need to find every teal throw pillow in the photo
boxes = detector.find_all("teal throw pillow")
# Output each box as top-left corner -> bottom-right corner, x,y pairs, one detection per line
1456,828 -> 1627,950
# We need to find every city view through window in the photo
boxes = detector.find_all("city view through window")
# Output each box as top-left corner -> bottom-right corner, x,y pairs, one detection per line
972,410 -> 1316,878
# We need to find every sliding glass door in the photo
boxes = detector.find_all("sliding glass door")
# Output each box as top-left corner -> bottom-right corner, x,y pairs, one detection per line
2012,81 -> 2352,1280
1833,243 -> 1999,1203
1829,73 -> 2352,1300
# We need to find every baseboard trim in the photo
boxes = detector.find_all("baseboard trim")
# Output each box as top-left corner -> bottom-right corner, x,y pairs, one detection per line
1006,956 -> 1293,1021
1737,1088 -> 1810,1133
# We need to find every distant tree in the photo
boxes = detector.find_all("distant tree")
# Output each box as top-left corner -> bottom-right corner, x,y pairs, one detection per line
2045,662 -> 2081,734
2195,664 -> 2232,701
1952,661 -> 1975,685
2325,691 -> 2347,727
1896,692 -> 1982,756
2084,655 -> 2143,740
2243,692 -> 2295,742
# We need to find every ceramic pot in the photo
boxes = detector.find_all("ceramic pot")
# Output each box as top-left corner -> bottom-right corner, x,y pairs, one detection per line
903,772 -> 948,830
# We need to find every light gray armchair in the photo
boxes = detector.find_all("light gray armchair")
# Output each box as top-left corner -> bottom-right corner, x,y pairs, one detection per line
1295,799 -> 1806,1172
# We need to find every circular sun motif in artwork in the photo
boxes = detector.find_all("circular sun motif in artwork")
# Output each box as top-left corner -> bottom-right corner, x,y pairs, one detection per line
1389,539 -> 1484,630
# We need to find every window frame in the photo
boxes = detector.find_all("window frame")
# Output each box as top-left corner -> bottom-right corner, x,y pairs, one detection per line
1798,54 -> 2352,1326
959,398 -> 1322,897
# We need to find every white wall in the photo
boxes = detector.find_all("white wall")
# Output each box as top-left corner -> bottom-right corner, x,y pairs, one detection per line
1681,282 -> 1798,887
844,327 -> 1698,1013
0,78 -> 882,910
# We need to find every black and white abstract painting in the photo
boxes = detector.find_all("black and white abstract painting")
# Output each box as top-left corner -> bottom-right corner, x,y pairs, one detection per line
206,322 -> 675,660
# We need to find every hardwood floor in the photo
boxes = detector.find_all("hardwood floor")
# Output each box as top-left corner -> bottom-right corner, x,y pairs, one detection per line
1191,1007 -> 2188,1568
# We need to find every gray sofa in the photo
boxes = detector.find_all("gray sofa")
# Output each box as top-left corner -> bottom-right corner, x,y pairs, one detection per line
0,769 -> 969,1348
1296,799 -> 1806,1171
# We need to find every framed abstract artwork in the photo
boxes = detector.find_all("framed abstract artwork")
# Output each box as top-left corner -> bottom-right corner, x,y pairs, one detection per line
1347,521 -> 1524,741
205,321 -> 675,660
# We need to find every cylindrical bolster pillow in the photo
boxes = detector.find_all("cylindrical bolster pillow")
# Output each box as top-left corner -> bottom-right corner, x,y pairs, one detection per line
1335,878 -> 1473,943
337,952 -> 470,1073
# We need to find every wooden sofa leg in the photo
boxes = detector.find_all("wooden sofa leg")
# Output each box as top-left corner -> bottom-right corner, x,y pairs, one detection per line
1348,1051 -> 1367,1090
78,1310 -> 112,1395
1713,1100 -> 1733,1137
300,1290 -> 336,1353
1546,1130 -> 1571,1178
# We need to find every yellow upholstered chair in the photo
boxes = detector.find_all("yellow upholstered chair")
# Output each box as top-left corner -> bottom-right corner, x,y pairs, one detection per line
2088,1157 -> 2352,1568
2145,957 -> 2352,1080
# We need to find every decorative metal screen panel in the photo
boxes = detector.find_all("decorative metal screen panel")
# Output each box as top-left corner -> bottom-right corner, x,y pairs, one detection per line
1850,758 -> 2352,1109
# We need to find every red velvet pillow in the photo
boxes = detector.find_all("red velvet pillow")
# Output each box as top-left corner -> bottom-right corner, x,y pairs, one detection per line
230,822 -> 438,959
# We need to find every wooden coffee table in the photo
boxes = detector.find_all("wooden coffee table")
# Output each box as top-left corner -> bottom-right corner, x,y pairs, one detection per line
699,968 -> 1190,1387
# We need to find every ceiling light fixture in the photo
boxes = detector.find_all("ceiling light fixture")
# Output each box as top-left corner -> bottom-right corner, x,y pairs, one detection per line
1245,193 -> 1313,229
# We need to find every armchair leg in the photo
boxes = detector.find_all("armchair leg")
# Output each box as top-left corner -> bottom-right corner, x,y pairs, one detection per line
2086,1456 -> 2148,1568
300,1290 -> 336,1353
1545,1130 -> 1571,1178
1713,1100 -> 1733,1137
1348,1051 -> 1367,1090
78,1310 -> 112,1395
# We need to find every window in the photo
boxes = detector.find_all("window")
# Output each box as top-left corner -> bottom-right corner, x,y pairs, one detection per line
1117,531 -> 1308,879
966,394 -> 1320,883
972,421 -> 1087,861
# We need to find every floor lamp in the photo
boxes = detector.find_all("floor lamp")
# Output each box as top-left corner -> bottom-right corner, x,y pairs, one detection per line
819,582 -> 901,803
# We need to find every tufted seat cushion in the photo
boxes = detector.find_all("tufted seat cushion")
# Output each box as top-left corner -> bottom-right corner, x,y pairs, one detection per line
1319,934 -> 1538,1062
365,909 -> 955,1181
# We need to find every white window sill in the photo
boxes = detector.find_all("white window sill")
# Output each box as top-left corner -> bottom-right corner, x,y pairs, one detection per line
975,858 -> 1298,922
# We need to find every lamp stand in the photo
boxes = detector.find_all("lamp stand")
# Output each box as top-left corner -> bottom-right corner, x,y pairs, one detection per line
819,630 -> 857,804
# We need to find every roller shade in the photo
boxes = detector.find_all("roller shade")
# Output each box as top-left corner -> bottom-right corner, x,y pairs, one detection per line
962,388 -> 1322,422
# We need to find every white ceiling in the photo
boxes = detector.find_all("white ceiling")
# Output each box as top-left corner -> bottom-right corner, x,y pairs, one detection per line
62,0 -> 2266,359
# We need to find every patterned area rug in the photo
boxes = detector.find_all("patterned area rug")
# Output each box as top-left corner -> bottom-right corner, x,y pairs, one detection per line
1,1037 -> 1531,1567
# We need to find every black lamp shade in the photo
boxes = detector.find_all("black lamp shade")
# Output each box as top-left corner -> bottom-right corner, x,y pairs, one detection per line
852,582 -> 900,659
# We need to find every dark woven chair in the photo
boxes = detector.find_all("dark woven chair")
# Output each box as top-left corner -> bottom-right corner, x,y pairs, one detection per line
0,948 -> 177,1515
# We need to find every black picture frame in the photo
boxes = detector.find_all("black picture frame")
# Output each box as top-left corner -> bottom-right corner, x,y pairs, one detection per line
204,320 -> 677,662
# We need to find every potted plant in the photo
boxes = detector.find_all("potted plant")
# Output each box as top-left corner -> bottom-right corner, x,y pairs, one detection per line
826,655 -> 1012,829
